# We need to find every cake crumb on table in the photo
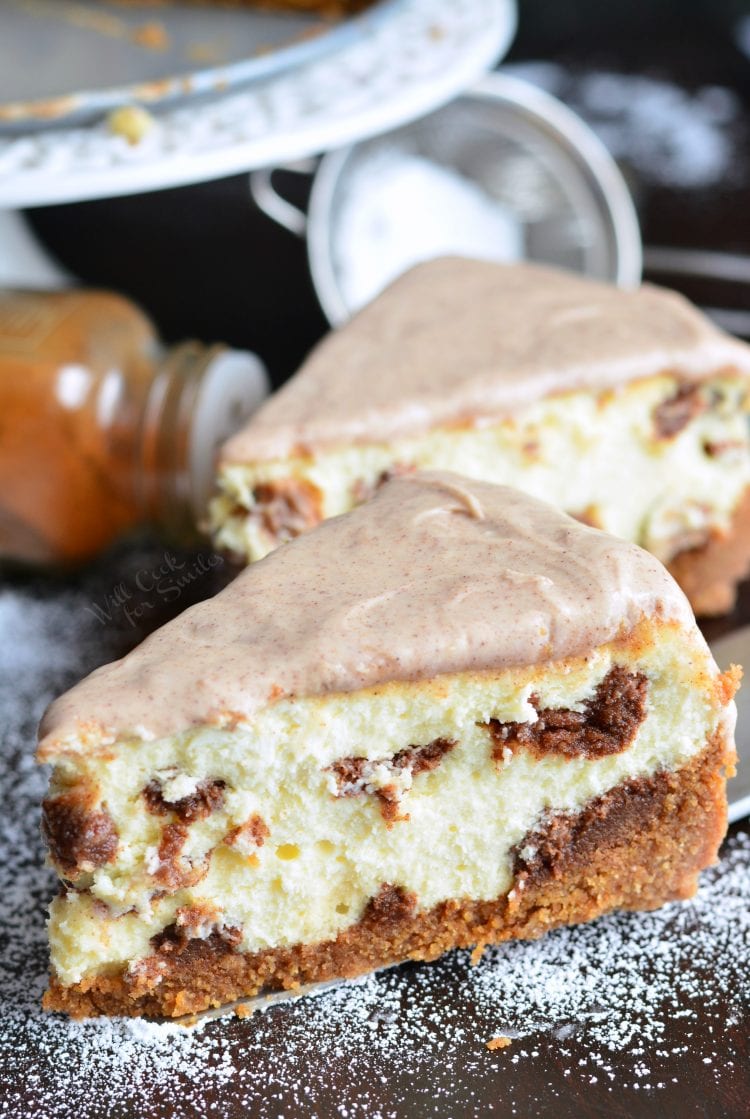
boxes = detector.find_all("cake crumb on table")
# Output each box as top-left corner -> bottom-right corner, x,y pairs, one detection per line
487,1036 -> 512,1050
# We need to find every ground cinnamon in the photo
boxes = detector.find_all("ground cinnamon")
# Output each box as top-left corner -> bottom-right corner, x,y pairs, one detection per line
0,288 -> 266,565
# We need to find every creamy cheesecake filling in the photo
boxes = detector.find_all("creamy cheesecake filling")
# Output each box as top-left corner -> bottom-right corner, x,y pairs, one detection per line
45,620 -> 731,989
210,373 -> 750,564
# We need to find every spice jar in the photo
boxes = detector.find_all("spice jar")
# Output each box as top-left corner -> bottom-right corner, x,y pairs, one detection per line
0,288 -> 267,565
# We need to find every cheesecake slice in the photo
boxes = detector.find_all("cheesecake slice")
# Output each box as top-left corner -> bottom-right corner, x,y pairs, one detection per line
39,473 -> 738,1019
211,258 -> 750,616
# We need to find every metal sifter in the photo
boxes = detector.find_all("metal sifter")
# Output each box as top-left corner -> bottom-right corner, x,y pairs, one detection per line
251,72 -> 642,325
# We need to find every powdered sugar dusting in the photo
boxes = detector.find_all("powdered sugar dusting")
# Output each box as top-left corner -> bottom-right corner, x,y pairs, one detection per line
1,558 -> 748,1117
509,63 -> 744,189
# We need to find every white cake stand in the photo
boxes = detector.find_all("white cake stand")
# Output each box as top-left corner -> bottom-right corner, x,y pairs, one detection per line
0,0 -> 516,287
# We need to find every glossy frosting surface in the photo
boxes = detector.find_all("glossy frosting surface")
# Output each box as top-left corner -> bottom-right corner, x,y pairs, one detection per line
222,258 -> 750,462
39,473 -> 695,753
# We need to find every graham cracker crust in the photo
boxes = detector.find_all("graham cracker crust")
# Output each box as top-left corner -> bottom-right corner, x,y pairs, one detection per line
44,730 -> 731,1019
668,486 -> 750,616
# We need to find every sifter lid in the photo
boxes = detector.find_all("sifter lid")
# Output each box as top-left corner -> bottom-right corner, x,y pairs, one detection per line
307,72 -> 642,325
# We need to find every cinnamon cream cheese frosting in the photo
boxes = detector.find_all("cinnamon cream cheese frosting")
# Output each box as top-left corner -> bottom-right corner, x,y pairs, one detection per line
39,472 -> 693,755
221,259 -> 750,462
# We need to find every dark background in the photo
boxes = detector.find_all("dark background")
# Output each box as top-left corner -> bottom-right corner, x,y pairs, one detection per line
24,0 -> 750,390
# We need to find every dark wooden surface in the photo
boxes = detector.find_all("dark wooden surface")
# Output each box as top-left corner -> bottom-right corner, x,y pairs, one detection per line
3,533 -> 748,1119
3,2 -> 750,1116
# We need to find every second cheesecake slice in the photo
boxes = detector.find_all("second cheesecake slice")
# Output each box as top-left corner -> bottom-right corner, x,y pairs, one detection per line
212,258 -> 750,615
